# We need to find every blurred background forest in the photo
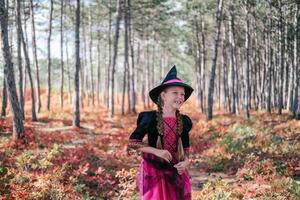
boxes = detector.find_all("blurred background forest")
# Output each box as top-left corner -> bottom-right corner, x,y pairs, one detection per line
0,0 -> 300,199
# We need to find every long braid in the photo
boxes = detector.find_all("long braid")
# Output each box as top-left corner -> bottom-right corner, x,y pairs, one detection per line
176,110 -> 185,161
156,96 -> 185,161
156,96 -> 164,149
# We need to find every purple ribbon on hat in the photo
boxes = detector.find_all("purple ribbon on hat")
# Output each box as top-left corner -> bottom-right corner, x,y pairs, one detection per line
163,79 -> 183,84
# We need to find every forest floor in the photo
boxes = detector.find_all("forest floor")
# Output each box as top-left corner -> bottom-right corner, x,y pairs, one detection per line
1,97 -> 300,199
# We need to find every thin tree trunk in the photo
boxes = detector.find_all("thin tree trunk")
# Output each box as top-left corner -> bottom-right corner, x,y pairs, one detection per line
194,16 -> 203,112
89,9 -> 94,107
293,3 -> 299,119
15,0 -> 24,119
278,1 -> 284,114
267,18 -> 272,113
229,6 -> 237,114
46,0 -> 53,111
261,25 -> 268,110
30,0 -> 41,113
0,0 -> 24,138
146,34 -> 150,108
73,0 -> 81,127
207,0 -> 223,120
1,77 -> 7,117
122,0 -> 129,115
60,0 -> 64,109
244,2 -> 250,119
96,33 -> 101,107
106,0 -> 112,109
65,35 -> 72,104
128,0 -> 136,113
201,20 -> 206,113
82,3 -> 88,106
109,0 -> 122,118
19,3 -> 37,121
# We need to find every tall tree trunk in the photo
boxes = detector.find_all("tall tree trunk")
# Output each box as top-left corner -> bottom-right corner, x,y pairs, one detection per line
207,0 -> 223,120
60,0 -> 64,109
108,0 -> 122,118
278,1 -> 284,114
1,76 -> 7,117
0,0 -> 24,139
96,37 -> 101,107
267,18 -> 272,113
128,0 -> 136,113
0,10 -> 6,118
229,5 -> 237,114
82,2 -> 88,106
122,0 -> 129,115
293,3 -> 299,119
194,16 -> 203,113
201,20 -> 207,113
106,0 -> 112,109
30,0 -> 41,113
89,9 -> 95,107
146,34 -> 150,108
65,35 -> 72,104
244,2 -> 250,119
261,25 -> 268,110
46,0 -> 53,111
73,0 -> 81,127
15,0 -> 24,119
18,0 -> 37,121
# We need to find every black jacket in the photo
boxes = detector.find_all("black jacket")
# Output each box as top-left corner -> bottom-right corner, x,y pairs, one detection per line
128,111 -> 192,150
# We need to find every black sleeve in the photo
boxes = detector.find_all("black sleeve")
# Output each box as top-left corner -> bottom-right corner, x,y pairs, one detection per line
128,112 -> 149,150
181,115 -> 192,151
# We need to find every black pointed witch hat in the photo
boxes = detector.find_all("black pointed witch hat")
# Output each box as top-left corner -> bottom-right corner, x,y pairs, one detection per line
149,65 -> 194,104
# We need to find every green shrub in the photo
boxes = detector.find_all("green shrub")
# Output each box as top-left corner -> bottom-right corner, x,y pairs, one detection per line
282,178 -> 300,199
195,181 -> 235,200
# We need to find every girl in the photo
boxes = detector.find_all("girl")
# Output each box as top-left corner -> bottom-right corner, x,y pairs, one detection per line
128,66 -> 193,200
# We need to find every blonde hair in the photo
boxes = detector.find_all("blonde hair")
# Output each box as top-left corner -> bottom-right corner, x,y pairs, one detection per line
156,95 -> 185,161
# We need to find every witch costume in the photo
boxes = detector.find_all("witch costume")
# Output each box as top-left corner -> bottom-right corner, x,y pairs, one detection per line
128,66 -> 193,200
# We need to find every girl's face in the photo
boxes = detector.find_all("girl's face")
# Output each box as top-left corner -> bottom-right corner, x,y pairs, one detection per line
161,86 -> 185,110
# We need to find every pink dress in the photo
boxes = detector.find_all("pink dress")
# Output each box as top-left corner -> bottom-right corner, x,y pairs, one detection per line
136,116 -> 191,200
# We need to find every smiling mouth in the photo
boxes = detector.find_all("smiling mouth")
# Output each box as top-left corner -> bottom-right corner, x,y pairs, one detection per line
175,101 -> 182,105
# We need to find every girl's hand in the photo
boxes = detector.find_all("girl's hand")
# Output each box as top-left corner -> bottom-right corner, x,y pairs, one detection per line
174,159 -> 189,175
155,149 -> 172,163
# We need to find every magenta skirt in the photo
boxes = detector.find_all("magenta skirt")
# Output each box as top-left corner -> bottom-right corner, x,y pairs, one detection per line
136,153 -> 191,200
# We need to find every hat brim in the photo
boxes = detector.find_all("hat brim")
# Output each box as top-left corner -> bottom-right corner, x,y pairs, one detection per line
149,82 -> 194,104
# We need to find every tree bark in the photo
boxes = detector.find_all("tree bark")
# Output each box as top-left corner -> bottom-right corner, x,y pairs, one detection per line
18,0 -> 37,121
278,0 -> 284,114
65,34 -> 72,104
1,76 -> 7,117
0,0 -> 24,139
109,0 -> 123,118
89,8 -> 95,107
293,3 -> 299,119
244,2 -> 250,119
96,26 -> 101,107
30,0 -> 41,113
229,5 -> 237,114
122,0 -> 129,115
73,0 -> 81,127
15,0 -> 24,119
128,0 -> 136,113
201,20 -> 207,113
60,0 -> 64,109
46,0 -> 53,111
106,0 -> 112,109
267,18 -> 272,113
207,0 -> 223,120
